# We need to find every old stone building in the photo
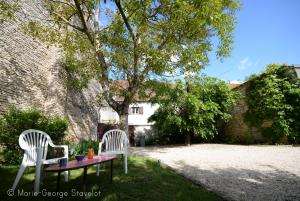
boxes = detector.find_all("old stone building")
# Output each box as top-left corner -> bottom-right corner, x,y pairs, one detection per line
224,82 -> 263,143
0,1 -> 101,141
224,66 -> 300,143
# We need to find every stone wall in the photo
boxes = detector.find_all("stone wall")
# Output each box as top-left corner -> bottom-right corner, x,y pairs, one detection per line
224,83 -> 263,143
0,0 -> 101,141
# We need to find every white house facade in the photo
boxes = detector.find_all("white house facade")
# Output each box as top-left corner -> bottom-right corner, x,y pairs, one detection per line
98,102 -> 159,140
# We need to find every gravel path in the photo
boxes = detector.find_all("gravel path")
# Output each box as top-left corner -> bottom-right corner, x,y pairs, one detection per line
130,144 -> 300,201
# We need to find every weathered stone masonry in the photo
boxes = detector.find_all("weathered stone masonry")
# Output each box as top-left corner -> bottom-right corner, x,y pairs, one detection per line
224,83 -> 263,143
0,1 -> 101,141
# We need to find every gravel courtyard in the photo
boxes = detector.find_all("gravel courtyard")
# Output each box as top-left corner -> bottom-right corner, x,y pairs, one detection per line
130,144 -> 300,201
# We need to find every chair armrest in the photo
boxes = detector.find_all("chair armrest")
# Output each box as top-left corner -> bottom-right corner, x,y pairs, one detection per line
49,142 -> 68,158
98,142 -> 103,155
125,138 -> 129,147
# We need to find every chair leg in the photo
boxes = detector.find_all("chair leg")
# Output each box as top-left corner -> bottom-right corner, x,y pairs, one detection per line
40,164 -> 44,184
12,164 -> 27,191
64,171 -> 69,183
34,149 -> 42,192
121,154 -> 124,166
124,153 -> 128,174
34,164 -> 42,192
96,164 -> 100,176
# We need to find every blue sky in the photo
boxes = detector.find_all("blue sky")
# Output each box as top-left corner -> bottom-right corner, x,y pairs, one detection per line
203,0 -> 300,82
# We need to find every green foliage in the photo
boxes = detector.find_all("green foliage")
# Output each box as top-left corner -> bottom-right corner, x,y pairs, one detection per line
10,0 -> 240,125
98,0 -> 240,77
149,76 -> 239,143
1,0 -> 240,131
0,106 -> 68,165
245,64 -> 300,143
67,140 -> 98,158
42,117 -> 69,144
0,0 -> 19,23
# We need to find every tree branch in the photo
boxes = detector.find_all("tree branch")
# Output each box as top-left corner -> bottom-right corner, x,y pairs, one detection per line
149,5 -> 162,18
140,65 -> 151,82
51,0 -> 76,9
115,0 -> 135,41
140,35 -> 169,82
52,11 -> 84,32
158,36 -> 169,50
73,0 -> 94,45
69,0 -> 123,112
90,6 -> 121,111
115,0 -> 140,89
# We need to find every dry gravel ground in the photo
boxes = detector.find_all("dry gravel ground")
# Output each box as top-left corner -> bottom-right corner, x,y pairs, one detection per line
130,144 -> 300,201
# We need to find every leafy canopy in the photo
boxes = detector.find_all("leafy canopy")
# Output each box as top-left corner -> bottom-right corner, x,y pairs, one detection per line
148,77 -> 239,140
5,0 -> 239,113
245,64 -> 300,143
0,0 -> 19,23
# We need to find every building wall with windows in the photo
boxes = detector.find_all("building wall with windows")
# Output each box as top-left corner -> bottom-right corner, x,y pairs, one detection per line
99,102 -> 158,126
99,102 -> 159,140
98,106 -> 119,124
128,102 -> 158,126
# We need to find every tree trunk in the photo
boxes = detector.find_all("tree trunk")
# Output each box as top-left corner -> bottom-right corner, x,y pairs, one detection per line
118,105 -> 129,139
185,77 -> 192,146
185,133 -> 191,146
119,113 -> 129,134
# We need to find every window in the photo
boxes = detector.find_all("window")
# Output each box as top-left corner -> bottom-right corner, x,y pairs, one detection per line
130,106 -> 143,115
131,107 -> 139,114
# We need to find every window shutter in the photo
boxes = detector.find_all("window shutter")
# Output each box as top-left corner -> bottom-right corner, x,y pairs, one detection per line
139,107 -> 144,114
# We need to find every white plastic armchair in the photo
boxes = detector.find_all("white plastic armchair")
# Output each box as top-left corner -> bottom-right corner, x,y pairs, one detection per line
96,129 -> 129,175
12,129 -> 69,192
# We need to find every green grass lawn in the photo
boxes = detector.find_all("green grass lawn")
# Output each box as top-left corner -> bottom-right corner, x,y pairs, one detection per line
0,155 -> 223,201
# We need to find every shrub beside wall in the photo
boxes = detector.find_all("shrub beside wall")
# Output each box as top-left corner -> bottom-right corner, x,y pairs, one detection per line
0,106 -> 68,165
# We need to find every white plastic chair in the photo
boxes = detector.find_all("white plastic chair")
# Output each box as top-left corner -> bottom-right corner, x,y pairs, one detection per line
12,129 -> 69,192
96,129 -> 129,175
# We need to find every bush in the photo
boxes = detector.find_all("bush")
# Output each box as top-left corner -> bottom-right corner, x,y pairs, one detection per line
41,117 -> 69,144
0,106 -> 68,165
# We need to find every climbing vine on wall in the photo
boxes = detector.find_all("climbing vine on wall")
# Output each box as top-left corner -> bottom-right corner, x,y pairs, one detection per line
245,64 -> 300,143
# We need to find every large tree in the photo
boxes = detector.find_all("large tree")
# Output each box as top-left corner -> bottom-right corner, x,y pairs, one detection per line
2,0 -> 240,133
148,76 -> 239,145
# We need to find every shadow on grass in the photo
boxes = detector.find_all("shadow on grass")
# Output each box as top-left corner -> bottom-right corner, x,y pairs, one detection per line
0,156 -> 223,201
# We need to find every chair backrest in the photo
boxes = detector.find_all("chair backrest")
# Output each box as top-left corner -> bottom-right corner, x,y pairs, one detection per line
101,129 -> 128,153
19,129 -> 51,163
